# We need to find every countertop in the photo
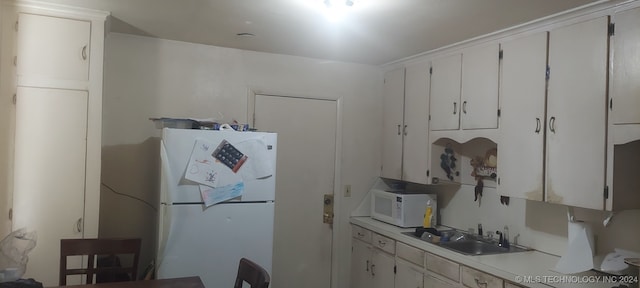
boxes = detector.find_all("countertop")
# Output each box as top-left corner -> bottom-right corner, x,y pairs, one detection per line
351,216 -> 630,288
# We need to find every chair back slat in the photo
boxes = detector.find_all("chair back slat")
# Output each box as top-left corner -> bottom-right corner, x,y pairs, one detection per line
59,238 -> 141,286
234,258 -> 270,288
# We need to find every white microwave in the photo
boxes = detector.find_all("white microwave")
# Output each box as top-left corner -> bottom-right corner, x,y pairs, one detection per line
370,189 -> 437,228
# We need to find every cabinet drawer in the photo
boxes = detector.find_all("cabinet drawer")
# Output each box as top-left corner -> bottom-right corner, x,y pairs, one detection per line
425,273 -> 459,288
352,225 -> 372,243
461,266 -> 503,288
397,242 -> 425,267
426,253 -> 460,282
372,233 -> 396,254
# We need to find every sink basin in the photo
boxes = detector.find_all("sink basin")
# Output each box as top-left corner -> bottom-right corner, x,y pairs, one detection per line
438,239 -> 529,256
401,230 -> 531,256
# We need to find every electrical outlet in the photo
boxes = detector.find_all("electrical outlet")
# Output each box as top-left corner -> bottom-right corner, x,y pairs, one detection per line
344,184 -> 352,197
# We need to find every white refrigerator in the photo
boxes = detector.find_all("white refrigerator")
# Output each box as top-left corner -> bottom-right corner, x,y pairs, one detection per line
156,128 -> 277,287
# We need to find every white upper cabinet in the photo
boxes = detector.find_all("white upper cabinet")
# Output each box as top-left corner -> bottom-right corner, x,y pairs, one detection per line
381,67 -> 405,180
17,13 -> 91,84
402,62 -> 431,184
381,63 -> 431,184
546,16 -> 609,209
610,6 -> 640,145
430,43 -> 500,132
461,43 -> 500,130
429,54 -> 461,131
497,32 -> 548,201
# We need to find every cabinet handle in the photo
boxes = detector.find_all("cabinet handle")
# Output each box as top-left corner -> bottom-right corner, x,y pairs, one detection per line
453,102 -> 457,115
82,45 -> 88,60
463,101 -> 467,114
377,240 -> 386,247
365,260 -> 370,272
8,208 -> 12,221
397,125 -> 401,135
549,116 -> 556,133
76,218 -> 83,232
474,278 -> 488,288
357,232 -> 364,238
403,125 -> 407,136
535,118 -> 541,133
370,264 -> 376,276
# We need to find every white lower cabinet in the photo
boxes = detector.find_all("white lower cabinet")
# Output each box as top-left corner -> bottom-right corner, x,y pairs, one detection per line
396,259 -> 424,288
351,238 -> 373,288
351,225 -> 525,288
372,248 -> 396,288
351,227 -> 396,288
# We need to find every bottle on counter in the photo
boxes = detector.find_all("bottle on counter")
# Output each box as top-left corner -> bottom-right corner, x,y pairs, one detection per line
423,200 -> 433,228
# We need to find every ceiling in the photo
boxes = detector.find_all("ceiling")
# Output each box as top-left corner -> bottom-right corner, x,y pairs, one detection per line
38,0 -> 602,65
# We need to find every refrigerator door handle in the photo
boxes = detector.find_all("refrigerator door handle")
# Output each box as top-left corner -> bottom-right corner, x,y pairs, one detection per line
158,142 -> 175,269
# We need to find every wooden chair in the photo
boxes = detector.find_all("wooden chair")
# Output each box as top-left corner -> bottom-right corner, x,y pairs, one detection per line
233,258 -> 270,288
59,238 -> 141,286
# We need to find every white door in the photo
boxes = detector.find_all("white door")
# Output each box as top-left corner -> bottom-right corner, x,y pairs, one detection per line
430,54 -> 462,131
546,16 -> 608,209
402,62 -> 431,184
497,32 -> 548,201
610,7 -> 640,125
12,87 -> 88,286
351,239 -> 373,288
17,13 -> 90,82
253,94 -> 337,288
461,43 -> 500,129
395,260 -> 424,288
381,68 -> 405,180
371,249 -> 395,288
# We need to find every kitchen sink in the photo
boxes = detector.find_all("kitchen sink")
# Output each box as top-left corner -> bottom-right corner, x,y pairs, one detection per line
401,230 -> 531,256
438,239 -> 530,256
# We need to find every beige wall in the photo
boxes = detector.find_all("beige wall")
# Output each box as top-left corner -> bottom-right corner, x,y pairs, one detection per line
100,33 -> 383,286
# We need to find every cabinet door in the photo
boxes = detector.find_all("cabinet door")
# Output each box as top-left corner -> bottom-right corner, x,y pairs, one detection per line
17,13 -> 91,82
611,7 -> 640,125
396,260 -> 424,288
403,62 -> 431,184
13,87 -> 88,284
351,239 -> 373,288
497,32 -> 548,201
430,54 -> 462,131
371,249 -> 395,288
546,16 -> 608,209
461,43 -> 500,129
381,68 -> 405,180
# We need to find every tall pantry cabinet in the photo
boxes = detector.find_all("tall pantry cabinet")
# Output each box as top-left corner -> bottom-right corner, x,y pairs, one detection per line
0,1 -> 108,286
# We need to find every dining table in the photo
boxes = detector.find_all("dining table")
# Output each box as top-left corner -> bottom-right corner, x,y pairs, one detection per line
46,277 -> 204,288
